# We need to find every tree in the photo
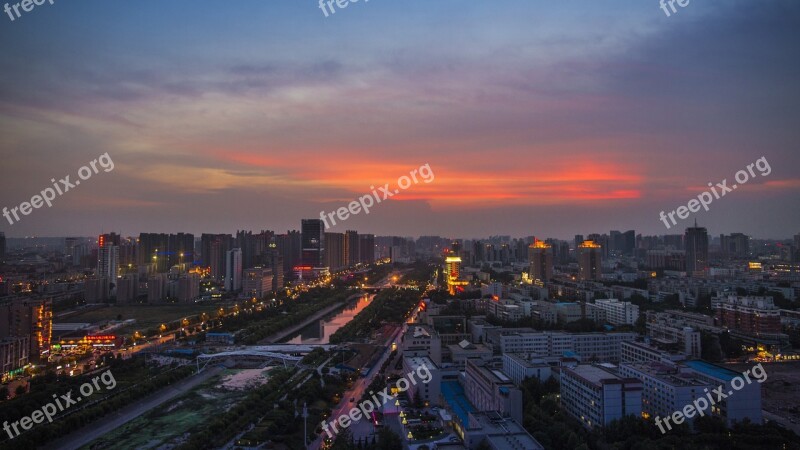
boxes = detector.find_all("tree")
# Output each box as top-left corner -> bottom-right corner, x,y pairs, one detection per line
15,385 -> 26,396
0,386 -> 8,401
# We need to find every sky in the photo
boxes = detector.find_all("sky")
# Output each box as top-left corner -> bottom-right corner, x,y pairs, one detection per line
0,0 -> 798,240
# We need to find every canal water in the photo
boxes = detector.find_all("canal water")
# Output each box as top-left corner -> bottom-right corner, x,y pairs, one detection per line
283,294 -> 373,344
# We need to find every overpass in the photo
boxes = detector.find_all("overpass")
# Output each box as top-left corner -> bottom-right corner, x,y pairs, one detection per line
196,349 -> 303,372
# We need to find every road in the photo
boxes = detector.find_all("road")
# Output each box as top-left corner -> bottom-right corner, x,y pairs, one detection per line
310,325 -> 404,450
762,409 -> 800,436
47,365 -> 224,450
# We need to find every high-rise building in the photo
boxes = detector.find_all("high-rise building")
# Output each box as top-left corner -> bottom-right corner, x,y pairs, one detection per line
359,233 -> 375,264
201,234 -> 231,280
528,241 -> 553,284
139,232 -> 195,273
574,235 -> 584,253
685,224 -> 708,275
720,233 -> 749,259
344,230 -> 360,266
324,232 -> 346,271
177,273 -> 200,303
444,253 -> 468,294
275,231 -> 302,275
0,298 -> 53,361
301,219 -> 325,268
578,240 -> 602,281
225,248 -> 242,292
97,234 -> 119,281
116,275 -> 138,305
0,232 -> 6,259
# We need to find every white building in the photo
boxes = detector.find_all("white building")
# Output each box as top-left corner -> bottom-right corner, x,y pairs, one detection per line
225,248 -> 242,292
502,353 -> 552,386
402,324 -> 442,365
589,299 -> 639,326
500,332 -> 638,362
401,356 -> 441,405
560,364 -> 642,429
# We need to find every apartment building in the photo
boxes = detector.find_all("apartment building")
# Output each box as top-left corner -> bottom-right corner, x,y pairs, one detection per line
588,299 -> 640,326
501,353 -> 552,386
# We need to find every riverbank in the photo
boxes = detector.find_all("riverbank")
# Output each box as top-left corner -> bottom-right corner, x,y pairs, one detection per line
259,292 -> 364,344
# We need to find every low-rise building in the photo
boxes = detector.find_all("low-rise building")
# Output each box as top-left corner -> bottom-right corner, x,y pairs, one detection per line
501,353 -> 552,386
560,364 -> 642,429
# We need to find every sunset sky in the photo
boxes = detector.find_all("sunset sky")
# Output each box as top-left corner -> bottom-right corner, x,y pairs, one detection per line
0,0 -> 798,239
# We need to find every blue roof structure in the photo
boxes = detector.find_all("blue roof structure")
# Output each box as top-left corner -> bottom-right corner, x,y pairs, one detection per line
441,381 -> 475,426
685,360 -> 739,381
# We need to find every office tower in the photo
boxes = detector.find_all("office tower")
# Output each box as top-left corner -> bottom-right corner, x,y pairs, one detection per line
444,254 -> 465,295
225,248 -> 242,291
528,241 -> 553,284
359,233 -> 375,264
275,230 -> 302,275
0,232 -> 5,259
324,232 -> 346,271
685,223 -> 709,275
301,219 -> 325,268
0,298 -> 53,361
253,230 -> 274,264
344,230 -> 360,266
609,230 -> 621,255
622,230 -> 635,255
577,240 -> 602,281
720,233 -> 749,259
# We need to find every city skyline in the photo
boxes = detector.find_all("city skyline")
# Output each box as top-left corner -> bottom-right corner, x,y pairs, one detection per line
0,1 -> 798,238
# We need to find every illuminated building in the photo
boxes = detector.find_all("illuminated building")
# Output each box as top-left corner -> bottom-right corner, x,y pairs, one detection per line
344,230 -> 360,266
577,240 -> 602,281
444,254 -> 468,294
0,336 -> 29,382
97,234 -> 119,290
243,267 -> 273,299
528,240 -> 553,284
301,219 -> 326,279
0,298 -> 52,361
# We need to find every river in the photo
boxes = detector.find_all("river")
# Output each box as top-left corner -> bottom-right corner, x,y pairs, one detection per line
283,293 -> 373,344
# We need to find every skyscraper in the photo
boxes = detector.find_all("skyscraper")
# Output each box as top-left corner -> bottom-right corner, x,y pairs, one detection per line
685,223 -> 709,275
528,241 -> 554,284
301,219 -> 325,267
359,233 -> 375,264
578,240 -> 602,281
720,233 -> 749,259
324,232 -> 346,271
344,230 -> 360,266
0,232 -> 5,259
225,248 -> 242,291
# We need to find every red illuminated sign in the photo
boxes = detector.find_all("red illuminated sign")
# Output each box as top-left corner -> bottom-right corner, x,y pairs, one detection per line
85,335 -> 116,341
